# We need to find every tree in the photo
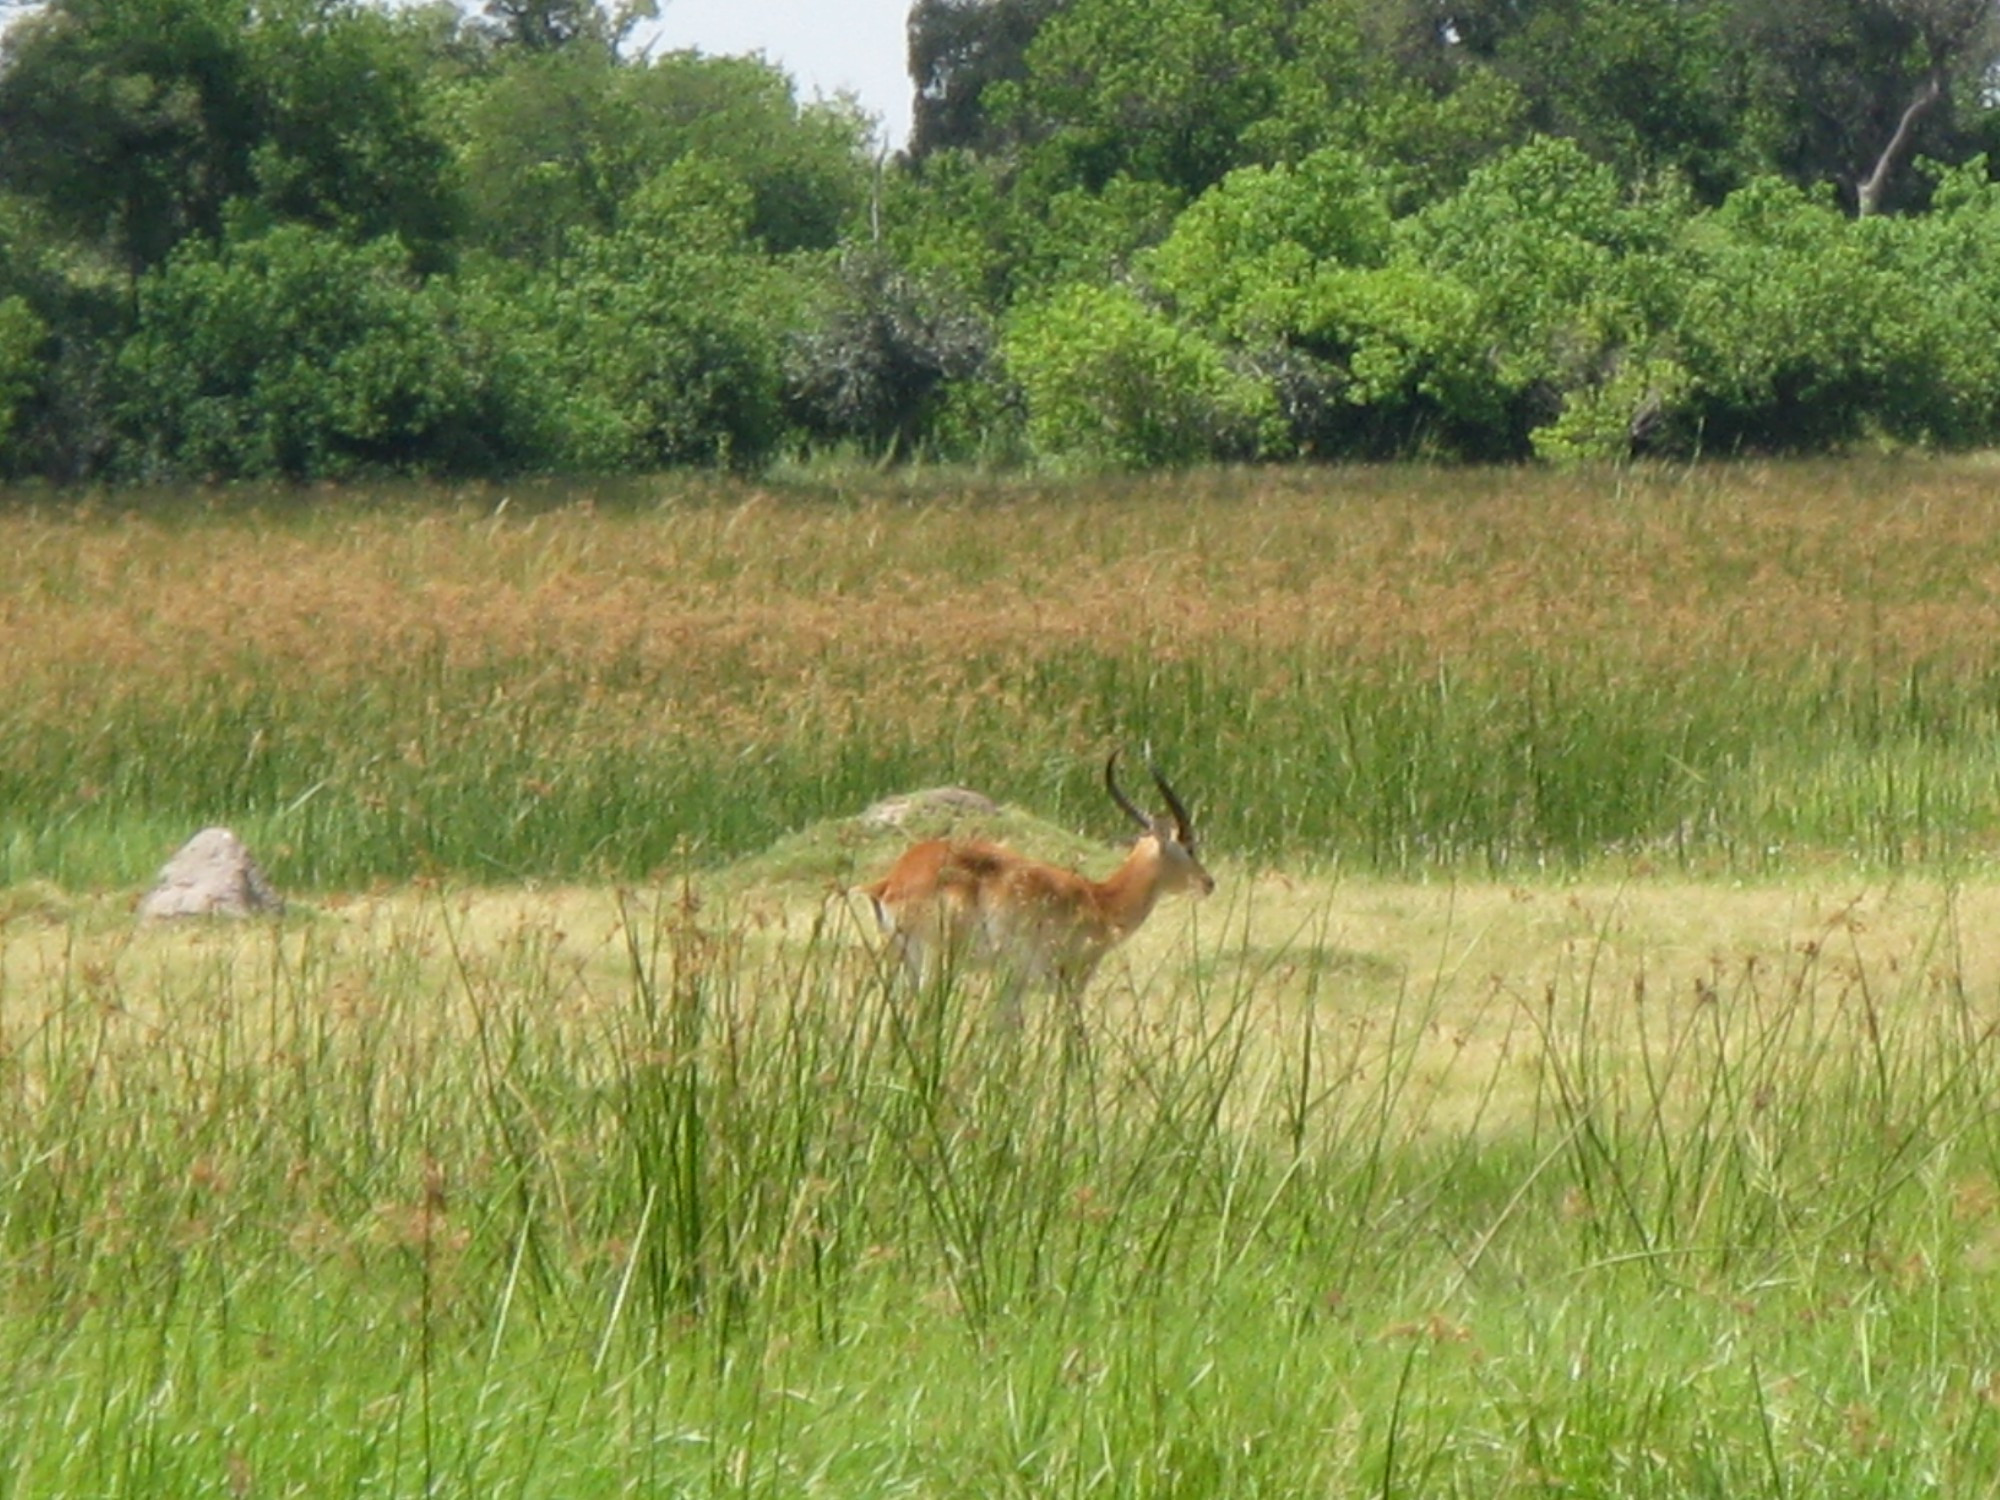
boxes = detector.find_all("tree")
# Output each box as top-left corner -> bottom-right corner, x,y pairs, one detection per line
246,0 -> 462,267
0,293 -> 45,469
454,48 -> 629,261
0,0 -> 468,276
504,156 -> 797,471
907,0 -> 1066,160
784,249 -> 990,460
114,223 -> 511,479
1854,0 -> 1998,214
619,53 -> 871,253
1733,0 -> 2000,214
1143,148 -> 1395,336
1670,176 -> 1909,446
1878,156 -> 2000,439
998,0 -> 1285,197
1488,0 -> 1750,201
0,0 -> 262,276
456,48 -> 871,264
475,0 -> 655,56
1392,135 -> 1689,456
1001,282 -> 1279,468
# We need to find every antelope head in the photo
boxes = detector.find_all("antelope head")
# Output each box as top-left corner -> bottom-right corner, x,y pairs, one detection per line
1103,750 -> 1215,900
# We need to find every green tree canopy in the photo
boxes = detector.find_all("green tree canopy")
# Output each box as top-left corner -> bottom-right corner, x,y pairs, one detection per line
455,47 -> 872,264
0,0 -> 263,275
1,0 -> 1999,482
907,0 -> 1064,159
114,221 -> 509,478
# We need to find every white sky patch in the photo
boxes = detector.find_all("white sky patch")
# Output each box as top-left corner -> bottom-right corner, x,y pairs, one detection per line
637,0 -> 914,151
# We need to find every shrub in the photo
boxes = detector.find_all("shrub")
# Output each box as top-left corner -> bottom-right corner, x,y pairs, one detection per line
784,249 -> 991,461
1001,281 -> 1280,469
1287,264 -> 1502,457
517,158 -> 795,472
0,294 -> 44,471
1396,135 -> 1688,456
113,223 -> 511,479
1143,147 -> 1394,337
1673,176 -> 1925,451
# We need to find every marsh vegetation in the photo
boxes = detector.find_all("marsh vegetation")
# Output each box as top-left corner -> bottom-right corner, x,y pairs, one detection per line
5,460 -> 2000,1494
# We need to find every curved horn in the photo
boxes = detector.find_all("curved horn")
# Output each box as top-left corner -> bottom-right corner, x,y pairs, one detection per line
1148,761 -> 1196,844
1104,751 -> 1154,832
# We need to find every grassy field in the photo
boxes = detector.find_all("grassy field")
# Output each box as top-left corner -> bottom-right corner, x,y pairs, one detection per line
10,457 -> 2000,889
6,459 -> 2000,1495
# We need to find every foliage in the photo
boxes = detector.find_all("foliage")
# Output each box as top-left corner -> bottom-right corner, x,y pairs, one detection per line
456,48 -> 871,265
504,158 -> 795,471
242,0 -> 462,267
1001,282 -> 1280,469
474,0 -> 657,55
1392,136 -> 1689,455
1730,0 -> 1997,214
996,0 -> 1285,197
783,249 -> 991,461
0,293 -> 43,463
0,0 -> 263,276
1143,147 -> 1394,336
112,223 -> 512,479
452,48 -> 631,263
907,0 -> 1065,160
0,0 -> 464,276
1885,155 -> 2000,441
1469,0 -> 1754,201
1674,176 -> 1932,449
1284,264 -> 1499,457
1,0 -> 2000,480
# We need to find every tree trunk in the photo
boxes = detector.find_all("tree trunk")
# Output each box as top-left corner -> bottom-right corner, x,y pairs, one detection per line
1856,70 -> 1944,216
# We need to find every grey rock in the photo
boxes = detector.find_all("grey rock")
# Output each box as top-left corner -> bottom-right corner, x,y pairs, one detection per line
138,827 -> 283,919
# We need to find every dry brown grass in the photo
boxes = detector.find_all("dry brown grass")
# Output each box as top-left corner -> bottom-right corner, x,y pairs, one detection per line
10,458 -> 2000,711
9,861 -> 1987,1143
11,455 -> 2000,889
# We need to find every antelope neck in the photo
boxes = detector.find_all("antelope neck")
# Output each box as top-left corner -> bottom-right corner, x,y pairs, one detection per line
1094,837 -> 1168,936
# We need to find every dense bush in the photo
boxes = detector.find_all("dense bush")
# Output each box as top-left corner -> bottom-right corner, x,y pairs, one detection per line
0,295 -> 41,461
1002,282 -> 1279,469
784,249 -> 992,461
1,0 -> 1998,481
508,160 -> 796,472
113,224 -> 514,479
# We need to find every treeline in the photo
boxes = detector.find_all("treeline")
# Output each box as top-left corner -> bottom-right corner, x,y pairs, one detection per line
2,0 -> 1999,482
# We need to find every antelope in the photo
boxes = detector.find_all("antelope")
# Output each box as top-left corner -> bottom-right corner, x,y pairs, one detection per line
860,753 -> 1214,1015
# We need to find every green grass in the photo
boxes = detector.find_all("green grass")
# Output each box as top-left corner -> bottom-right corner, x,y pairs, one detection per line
12,458 -> 2000,892
13,605 -> 2000,892
9,461 -> 2000,1494
3,879 -> 2000,1496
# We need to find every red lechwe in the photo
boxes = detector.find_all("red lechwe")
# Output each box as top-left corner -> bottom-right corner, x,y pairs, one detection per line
860,753 -> 1214,1017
